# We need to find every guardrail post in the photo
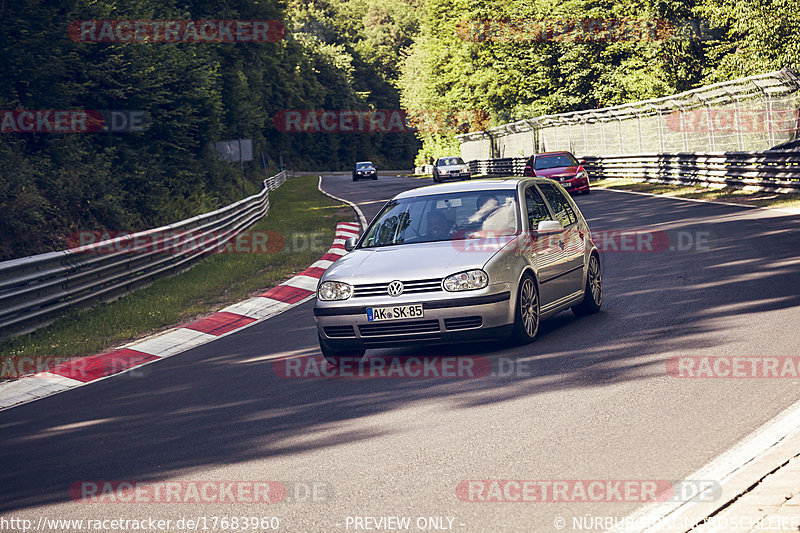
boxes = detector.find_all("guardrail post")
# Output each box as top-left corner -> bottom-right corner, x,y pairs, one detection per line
733,96 -> 744,151
766,92 -> 775,147
705,103 -> 715,151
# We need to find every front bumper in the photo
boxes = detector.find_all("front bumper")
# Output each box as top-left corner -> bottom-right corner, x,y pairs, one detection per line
440,171 -> 470,180
314,290 -> 513,349
559,177 -> 590,193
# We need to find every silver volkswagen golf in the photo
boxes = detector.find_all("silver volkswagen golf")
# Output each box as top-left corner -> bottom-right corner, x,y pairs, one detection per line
314,177 -> 602,365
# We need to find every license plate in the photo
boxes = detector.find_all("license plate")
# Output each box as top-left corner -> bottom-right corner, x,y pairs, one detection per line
366,304 -> 424,322
563,182 -> 573,188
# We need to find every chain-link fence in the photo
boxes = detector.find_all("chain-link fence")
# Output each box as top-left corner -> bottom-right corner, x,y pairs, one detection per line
458,69 -> 800,161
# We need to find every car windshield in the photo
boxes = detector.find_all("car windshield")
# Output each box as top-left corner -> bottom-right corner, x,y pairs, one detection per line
534,154 -> 578,170
437,157 -> 464,166
356,162 -> 374,169
360,190 -> 519,248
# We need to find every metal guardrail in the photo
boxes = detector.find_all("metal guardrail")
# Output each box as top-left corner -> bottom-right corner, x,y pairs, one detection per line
580,152 -> 800,189
0,171 -> 288,339
467,151 -> 800,190
467,158 -> 527,176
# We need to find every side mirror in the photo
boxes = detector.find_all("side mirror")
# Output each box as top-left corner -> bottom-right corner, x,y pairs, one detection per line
536,220 -> 563,234
579,160 -> 586,166
344,237 -> 356,252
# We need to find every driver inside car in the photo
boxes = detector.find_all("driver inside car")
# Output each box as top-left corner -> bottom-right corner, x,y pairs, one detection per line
426,211 -> 452,240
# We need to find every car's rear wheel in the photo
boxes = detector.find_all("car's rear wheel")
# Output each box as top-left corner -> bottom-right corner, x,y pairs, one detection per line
511,274 -> 539,344
572,254 -> 602,315
318,334 -> 366,366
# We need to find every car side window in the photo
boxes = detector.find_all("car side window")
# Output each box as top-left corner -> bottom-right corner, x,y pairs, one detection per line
537,183 -> 577,227
525,186 -> 550,230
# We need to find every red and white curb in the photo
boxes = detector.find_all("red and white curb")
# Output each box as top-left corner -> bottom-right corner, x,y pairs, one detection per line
0,221 -> 361,411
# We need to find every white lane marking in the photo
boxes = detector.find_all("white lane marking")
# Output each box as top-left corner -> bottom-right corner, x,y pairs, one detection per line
219,297 -> 292,320
595,187 -> 800,215
0,225 -> 349,411
0,375 -> 78,409
318,175 -> 368,230
309,259 -> 334,270
610,397 -> 800,532
283,275 -> 319,291
128,328 -> 217,358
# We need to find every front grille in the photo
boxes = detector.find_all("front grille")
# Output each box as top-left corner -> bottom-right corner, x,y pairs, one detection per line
323,325 -> 356,338
358,319 -> 440,337
353,278 -> 442,298
444,316 -> 482,330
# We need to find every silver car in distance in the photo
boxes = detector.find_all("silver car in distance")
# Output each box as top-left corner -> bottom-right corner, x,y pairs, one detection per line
314,177 -> 602,365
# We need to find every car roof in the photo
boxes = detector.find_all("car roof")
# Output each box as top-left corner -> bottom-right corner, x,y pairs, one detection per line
393,177 -> 549,199
356,161 -> 373,164
534,151 -> 573,157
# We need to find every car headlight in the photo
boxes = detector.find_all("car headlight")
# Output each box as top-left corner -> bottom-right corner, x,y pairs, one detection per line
575,170 -> 588,180
443,270 -> 488,292
318,281 -> 353,301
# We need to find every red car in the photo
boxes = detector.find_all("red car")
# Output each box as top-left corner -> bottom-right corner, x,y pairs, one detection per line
522,151 -> 590,194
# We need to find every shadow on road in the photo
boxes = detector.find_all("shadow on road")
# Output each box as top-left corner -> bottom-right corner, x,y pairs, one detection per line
1,187 -> 799,513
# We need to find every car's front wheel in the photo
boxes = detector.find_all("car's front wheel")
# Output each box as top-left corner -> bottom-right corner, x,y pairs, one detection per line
510,274 -> 539,344
572,254 -> 602,315
318,334 -> 366,366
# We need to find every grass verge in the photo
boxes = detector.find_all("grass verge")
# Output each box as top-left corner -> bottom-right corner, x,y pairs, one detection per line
0,175 -> 353,372
592,177 -> 800,210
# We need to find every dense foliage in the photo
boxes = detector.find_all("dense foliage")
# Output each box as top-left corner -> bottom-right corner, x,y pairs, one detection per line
398,0 -> 800,164
0,0 -> 419,259
1,0 -> 797,259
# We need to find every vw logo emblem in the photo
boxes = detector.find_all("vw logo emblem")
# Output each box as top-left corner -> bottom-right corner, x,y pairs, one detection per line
387,280 -> 404,297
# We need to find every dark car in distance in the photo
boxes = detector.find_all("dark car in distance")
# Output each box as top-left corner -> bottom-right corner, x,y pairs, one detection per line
522,151 -> 590,194
353,161 -> 377,181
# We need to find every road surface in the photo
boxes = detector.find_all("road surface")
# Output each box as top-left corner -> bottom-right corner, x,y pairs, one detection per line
1,174 -> 798,532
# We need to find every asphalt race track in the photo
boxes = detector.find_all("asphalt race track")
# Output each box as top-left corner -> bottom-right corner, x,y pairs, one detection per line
1,174 -> 799,532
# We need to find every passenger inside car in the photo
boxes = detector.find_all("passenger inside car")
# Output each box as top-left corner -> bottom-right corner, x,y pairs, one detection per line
481,197 -> 516,233
468,194 -> 516,234
469,194 -> 500,224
